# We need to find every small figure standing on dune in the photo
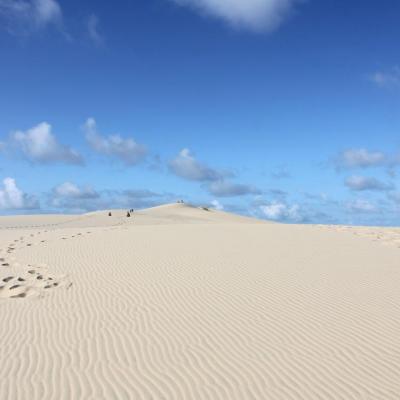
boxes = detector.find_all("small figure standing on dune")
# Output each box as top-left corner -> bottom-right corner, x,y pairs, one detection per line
108,212 -> 112,217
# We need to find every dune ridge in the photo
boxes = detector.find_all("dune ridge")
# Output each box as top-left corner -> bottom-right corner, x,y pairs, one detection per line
1,203 -> 399,399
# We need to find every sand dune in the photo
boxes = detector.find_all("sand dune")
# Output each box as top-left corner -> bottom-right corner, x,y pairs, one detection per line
1,203 -> 399,399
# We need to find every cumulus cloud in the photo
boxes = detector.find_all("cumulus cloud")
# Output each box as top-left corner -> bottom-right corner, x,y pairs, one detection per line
210,199 -> 224,210
345,176 -> 393,192
346,199 -> 377,214
11,122 -> 83,165
87,14 -> 103,46
207,180 -> 261,197
0,178 -> 25,209
50,182 -> 101,211
171,0 -> 301,32
53,182 -> 99,199
169,149 -> 260,198
169,149 -> 229,181
369,67 -> 400,89
336,148 -> 386,170
260,201 -> 301,221
84,118 -> 147,166
0,0 -> 62,35
0,177 -> 39,210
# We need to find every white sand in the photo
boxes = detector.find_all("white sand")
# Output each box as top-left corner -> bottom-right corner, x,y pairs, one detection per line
1,203 -> 399,399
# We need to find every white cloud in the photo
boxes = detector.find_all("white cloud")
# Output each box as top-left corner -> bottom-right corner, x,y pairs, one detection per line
169,149 -> 260,198
0,0 -> 62,34
207,180 -> 261,197
211,199 -> 224,210
0,177 -> 39,210
35,0 -> 61,25
345,175 -> 393,192
346,199 -> 377,214
171,0 -> 301,32
169,148 -> 228,181
87,14 -> 103,46
260,201 -> 301,221
336,148 -> 386,169
369,67 -> 400,89
53,182 -> 99,199
0,178 -> 24,209
84,118 -> 147,166
50,182 -> 102,211
12,122 -> 83,165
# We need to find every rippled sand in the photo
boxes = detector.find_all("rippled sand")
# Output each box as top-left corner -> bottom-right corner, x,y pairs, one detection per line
1,204 -> 399,399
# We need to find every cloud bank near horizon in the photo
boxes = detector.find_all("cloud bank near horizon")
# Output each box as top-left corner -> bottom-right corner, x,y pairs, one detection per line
1,119 -> 400,225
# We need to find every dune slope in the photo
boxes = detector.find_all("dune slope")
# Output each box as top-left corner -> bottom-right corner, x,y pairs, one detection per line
0,204 -> 399,399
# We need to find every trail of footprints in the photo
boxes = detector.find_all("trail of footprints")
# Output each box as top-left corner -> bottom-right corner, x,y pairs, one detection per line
0,267 -> 62,299
0,229 -> 93,300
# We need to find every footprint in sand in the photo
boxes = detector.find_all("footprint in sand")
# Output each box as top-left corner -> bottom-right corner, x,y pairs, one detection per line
11,293 -> 26,298
44,282 -> 59,289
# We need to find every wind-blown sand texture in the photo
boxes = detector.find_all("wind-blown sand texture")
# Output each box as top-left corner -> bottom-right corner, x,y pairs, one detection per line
1,203 -> 399,399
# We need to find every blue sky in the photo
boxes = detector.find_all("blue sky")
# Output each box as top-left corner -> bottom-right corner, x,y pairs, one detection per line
1,0 -> 400,225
